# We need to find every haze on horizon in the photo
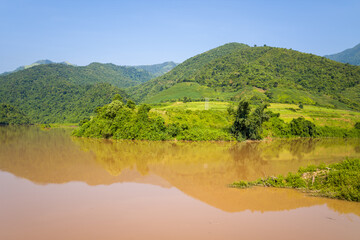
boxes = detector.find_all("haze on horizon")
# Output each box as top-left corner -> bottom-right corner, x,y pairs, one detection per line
1,0 -> 359,73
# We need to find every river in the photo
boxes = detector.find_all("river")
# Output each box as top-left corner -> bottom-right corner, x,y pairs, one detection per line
0,126 -> 359,240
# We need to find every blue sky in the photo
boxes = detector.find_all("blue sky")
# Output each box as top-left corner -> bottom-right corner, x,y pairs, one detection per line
1,0 -> 359,73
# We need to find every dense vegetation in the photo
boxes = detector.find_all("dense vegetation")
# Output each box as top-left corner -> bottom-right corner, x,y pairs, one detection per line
134,61 -> 178,77
0,65 -> 131,123
263,114 -> 360,138
0,61 -> 162,123
230,100 -> 270,140
0,62 -> 153,89
129,43 -> 250,102
325,43 -> 360,65
144,82 -> 234,103
232,158 -> 360,201
73,97 -> 360,141
130,43 -> 360,110
0,103 -> 31,125
73,98 -> 234,141
77,63 -> 153,87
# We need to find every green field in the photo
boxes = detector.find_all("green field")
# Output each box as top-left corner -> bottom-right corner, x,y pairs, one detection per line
144,82 -> 235,103
152,101 -> 230,111
268,103 -> 360,129
152,102 -> 360,129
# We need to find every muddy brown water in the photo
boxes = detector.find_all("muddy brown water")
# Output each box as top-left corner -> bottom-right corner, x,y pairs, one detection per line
0,126 -> 359,240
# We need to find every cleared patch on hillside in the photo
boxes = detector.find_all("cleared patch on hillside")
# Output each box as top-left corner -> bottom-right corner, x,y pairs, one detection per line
144,82 -> 235,103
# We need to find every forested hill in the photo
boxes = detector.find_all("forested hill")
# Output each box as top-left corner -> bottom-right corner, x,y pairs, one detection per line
0,64 -> 131,123
325,43 -> 360,65
134,61 -> 178,77
130,43 -> 360,110
1,62 -> 154,88
129,42 -> 250,101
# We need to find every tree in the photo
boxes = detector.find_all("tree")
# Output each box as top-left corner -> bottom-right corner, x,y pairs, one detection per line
126,100 -> 136,109
247,103 -> 270,139
112,94 -> 123,102
231,100 -> 250,140
231,100 -> 270,140
290,117 -> 316,137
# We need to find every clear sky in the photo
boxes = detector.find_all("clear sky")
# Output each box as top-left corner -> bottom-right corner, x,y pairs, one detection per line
1,0 -> 359,73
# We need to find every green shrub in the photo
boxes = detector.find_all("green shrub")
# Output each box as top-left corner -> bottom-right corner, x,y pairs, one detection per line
289,117 -> 317,137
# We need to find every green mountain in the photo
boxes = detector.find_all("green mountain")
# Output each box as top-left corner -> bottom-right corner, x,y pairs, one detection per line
3,62 -> 154,88
0,64 -> 133,123
325,43 -> 360,65
77,62 -> 154,87
129,42 -> 250,102
130,43 -> 360,110
134,61 -> 178,77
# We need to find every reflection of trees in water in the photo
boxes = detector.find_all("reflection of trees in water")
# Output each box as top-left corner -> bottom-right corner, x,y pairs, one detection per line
72,139 -> 237,177
72,136 -> 360,181
287,138 -> 317,160
228,138 -> 360,180
73,139 -> 156,176
273,138 -> 360,160
229,142 -> 268,180
0,126 -> 96,184
257,139 -> 318,161
355,145 -> 360,153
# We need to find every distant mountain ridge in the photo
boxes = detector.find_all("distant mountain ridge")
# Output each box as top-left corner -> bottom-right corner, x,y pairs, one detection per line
134,61 -> 178,77
1,60 -> 178,78
1,59 -> 73,75
325,43 -> 360,65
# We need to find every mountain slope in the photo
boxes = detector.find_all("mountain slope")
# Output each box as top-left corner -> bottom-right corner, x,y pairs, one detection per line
325,43 -> 360,65
130,43 -> 360,110
0,64 -> 132,123
0,103 -> 31,125
129,42 -> 250,101
78,62 -> 154,87
1,63 -> 154,88
134,61 -> 178,77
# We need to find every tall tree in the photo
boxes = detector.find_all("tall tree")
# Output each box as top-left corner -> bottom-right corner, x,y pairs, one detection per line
231,100 -> 269,140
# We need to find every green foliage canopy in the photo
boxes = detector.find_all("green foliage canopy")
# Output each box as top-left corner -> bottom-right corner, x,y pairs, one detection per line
0,103 -> 31,125
231,100 -> 270,140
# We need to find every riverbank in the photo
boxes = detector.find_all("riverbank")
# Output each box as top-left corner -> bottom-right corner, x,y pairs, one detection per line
232,158 -> 360,202
72,99 -> 360,141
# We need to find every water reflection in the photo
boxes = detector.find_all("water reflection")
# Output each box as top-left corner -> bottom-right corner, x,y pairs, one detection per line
1,126 -> 360,216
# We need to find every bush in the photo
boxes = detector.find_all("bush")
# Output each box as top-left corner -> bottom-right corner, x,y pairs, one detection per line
289,117 -> 317,137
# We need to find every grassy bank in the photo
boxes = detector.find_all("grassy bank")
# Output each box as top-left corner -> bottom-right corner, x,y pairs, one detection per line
232,158 -> 360,202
